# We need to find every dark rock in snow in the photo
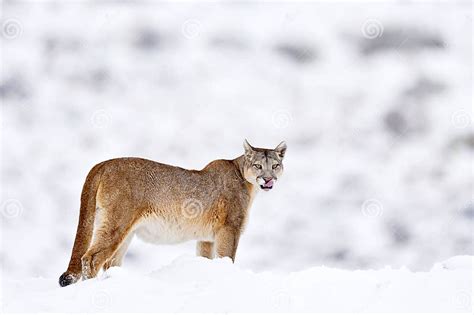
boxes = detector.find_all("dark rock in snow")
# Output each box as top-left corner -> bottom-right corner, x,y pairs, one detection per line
274,42 -> 317,64
330,249 -> 349,261
384,110 -> 408,136
134,28 -> 162,51
461,203 -> 474,220
0,75 -> 30,100
360,27 -> 445,55
404,77 -> 446,100
387,221 -> 411,245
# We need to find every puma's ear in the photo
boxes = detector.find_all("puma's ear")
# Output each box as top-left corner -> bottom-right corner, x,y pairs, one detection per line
275,141 -> 287,159
243,139 -> 255,158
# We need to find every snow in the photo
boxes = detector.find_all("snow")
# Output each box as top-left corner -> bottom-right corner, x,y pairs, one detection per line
0,0 -> 472,311
2,255 -> 472,312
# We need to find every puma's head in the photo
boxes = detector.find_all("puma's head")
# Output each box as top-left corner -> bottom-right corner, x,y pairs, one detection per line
242,139 -> 287,191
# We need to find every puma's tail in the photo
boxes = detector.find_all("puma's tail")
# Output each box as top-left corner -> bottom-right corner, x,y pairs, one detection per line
59,161 -> 105,287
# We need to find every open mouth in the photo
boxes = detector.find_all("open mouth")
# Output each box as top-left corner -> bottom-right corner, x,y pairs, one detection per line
260,179 -> 274,191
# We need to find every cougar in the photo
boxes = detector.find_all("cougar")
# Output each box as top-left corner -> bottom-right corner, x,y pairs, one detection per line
59,140 -> 287,287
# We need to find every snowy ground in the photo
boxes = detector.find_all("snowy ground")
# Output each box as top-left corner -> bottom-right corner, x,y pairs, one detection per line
2,255 -> 472,312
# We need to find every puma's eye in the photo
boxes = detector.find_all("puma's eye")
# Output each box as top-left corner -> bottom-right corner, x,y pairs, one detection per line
272,164 -> 280,170
253,164 -> 262,170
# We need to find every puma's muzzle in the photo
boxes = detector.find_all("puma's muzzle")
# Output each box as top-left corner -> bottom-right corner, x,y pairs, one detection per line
258,176 -> 275,191
261,179 -> 274,191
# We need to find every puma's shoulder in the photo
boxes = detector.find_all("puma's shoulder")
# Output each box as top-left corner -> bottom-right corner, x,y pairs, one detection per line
202,158 -> 241,175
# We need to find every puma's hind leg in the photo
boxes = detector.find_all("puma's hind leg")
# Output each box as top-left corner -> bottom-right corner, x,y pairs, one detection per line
196,241 -> 214,259
103,233 -> 134,271
81,230 -> 128,280
81,206 -> 138,280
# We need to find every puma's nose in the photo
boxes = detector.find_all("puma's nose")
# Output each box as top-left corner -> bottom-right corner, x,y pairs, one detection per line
263,177 -> 273,183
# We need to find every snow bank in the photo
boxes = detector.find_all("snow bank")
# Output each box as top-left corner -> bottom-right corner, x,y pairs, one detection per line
2,255 -> 472,312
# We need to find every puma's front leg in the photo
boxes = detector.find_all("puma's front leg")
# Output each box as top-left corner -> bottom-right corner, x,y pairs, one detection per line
196,241 -> 214,259
215,226 -> 240,262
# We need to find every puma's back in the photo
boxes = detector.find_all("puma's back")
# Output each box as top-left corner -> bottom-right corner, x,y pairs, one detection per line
97,157 -> 254,244
59,140 -> 287,287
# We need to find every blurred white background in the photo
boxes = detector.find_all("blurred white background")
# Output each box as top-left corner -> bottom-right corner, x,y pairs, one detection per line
0,0 -> 472,280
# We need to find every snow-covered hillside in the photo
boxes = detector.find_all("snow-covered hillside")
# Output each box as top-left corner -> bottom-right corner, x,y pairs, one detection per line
2,255 -> 472,312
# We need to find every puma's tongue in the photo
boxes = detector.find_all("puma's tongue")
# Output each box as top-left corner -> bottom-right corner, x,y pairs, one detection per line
263,179 -> 274,188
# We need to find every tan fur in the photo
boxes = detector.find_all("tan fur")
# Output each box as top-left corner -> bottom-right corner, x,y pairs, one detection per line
59,141 -> 286,286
